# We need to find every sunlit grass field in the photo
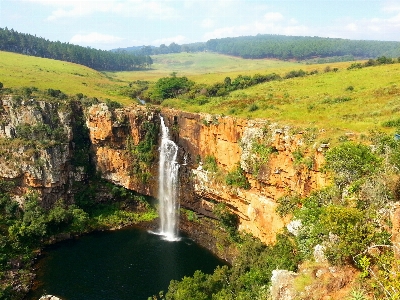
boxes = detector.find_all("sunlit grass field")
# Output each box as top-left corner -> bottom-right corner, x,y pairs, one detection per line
0,51 -> 134,105
107,52 -> 300,84
161,62 -> 400,140
2,50 -> 400,139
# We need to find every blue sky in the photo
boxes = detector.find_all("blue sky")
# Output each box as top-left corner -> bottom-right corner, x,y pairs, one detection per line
1,0 -> 400,50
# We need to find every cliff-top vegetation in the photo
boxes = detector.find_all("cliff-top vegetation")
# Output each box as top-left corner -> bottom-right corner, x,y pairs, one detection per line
3,48 -> 400,141
111,54 -> 400,141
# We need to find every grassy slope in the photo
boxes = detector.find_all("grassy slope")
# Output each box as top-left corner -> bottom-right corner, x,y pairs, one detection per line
161,61 -> 400,141
0,51 -> 135,105
2,50 -> 400,140
107,52 -> 300,83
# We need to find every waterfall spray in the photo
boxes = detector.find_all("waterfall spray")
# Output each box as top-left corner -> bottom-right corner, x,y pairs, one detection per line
158,116 -> 180,241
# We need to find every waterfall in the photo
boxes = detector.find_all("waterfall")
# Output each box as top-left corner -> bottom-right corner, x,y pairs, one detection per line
158,116 -> 180,241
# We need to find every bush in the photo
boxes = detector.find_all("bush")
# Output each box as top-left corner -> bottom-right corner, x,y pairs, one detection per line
276,194 -> 301,217
162,233 -> 300,300
150,74 -> 195,101
382,118 -> 400,128
248,103 -> 259,112
202,155 -> 218,173
284,69 -> 307,79
225,164 -> 250,190
47,88 -> 67,99
324,142 -> 381,189
347,63 -> 363,70
213,203 -> 239,239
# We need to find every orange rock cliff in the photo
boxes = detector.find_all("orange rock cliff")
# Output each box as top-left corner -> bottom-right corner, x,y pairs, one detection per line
87,104 -> 329,244
0,98 -> 329,244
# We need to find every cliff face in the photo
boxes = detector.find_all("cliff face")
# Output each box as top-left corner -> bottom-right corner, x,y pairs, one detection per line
87,104 -> 329,244
0,96 -> 80,207
161,109 -> 328,243
0,97 -> 328,244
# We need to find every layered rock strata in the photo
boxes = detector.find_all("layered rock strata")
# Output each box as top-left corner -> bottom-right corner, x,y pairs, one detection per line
0,97 -> 329,244
87,105 -> 329,243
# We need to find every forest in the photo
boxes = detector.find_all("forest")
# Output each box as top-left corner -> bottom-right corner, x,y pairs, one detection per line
128,34 -> 400,61
0,28 -> 152,71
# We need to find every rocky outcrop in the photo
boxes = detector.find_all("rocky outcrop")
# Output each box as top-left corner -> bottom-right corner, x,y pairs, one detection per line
0,96 -> 79,206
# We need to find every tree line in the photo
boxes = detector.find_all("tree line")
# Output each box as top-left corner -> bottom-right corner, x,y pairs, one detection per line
0,27 -> 152,71
126,34 -> 400,61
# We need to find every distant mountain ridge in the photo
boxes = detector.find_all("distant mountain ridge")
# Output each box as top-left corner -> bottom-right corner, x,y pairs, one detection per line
117,34 -> 400,61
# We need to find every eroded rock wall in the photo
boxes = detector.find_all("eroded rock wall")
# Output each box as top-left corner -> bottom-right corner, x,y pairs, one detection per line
87,104 -> 329,244
0,96 -> 81,206
0,97 -> 329,244
161,109 -> 328,243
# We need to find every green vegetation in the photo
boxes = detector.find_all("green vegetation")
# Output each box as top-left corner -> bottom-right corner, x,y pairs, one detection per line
0,90 -> 158,298
225,164 -> 250,190
122,34 -> 400,61
213,203 -> 240,240
0,51 -> 137,105
0,27 -> 152,71
164,130 -> 399,299
153,233 -> 300,300
111,52 -> 298,83
205,35 -> 400,60
202,155 -> 218,173
0,178 -> 157,299
128,119 -> 160,183
274,132 -> 399,297
146,73 -> 195,103
157,59 -> 400,138
4,31 -> 400,299
324,142 -> 381,189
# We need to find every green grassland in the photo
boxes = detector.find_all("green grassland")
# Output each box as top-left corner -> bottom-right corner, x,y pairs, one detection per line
160,61 -> 400,141
0,51 -> 135,105
107,52 -> 300,84
2,50 -> 400,140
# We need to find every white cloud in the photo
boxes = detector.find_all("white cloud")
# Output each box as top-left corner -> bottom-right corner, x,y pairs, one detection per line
346,23 -> 358,32
201,18 -> 215,29
152,35 -> 187,46
334,13 -> 400,40
264,12 -> 284,22
70,32 -> 125,46
203,10 -> 310,40
23,0 -> 179,21
383,1 -> 400,12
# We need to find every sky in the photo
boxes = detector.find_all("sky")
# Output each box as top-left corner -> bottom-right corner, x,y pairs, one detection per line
1,0 -> 400,50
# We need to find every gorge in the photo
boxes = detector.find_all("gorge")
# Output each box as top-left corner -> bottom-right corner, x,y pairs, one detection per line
1,94 -> 400,299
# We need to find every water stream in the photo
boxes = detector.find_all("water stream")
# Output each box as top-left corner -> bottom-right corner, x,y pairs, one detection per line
158,116 -> 180,241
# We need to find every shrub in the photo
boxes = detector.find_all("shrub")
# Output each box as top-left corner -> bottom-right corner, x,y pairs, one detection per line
276,194 -> 301,217
248,103 -> 259,112
284,69 -> 307,79
105,99 -> 122,110
382,118 -> 400,128
47,88 -> 67,99
226,164 -> 250,190
324,142 -> 381,189
150,75 -> 195,101
202,155 -> 218,173
347,63 -> 363,70
213,203 -> 239,239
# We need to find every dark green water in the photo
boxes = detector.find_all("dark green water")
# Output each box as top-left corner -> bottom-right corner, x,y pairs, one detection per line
28,227 -> 225,300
